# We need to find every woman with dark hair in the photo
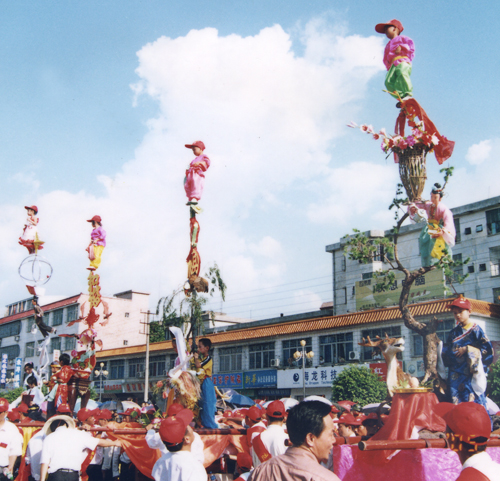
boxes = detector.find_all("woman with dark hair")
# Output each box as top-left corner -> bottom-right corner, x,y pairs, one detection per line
86,215 -> 106,271
408,183 -> 456,267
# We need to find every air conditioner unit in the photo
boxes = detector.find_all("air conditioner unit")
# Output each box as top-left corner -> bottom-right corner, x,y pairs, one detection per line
348,351 -> 359,361
137,371 -> 145,378
15,336 -> 20,342
270,359 -> 280,367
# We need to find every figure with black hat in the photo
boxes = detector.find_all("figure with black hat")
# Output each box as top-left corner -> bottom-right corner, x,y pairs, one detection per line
434,402 -> 499,480
0,398 -> 24,481
86,216 -> 106,271
151,408 -> 206,481
442,297 -> 493,408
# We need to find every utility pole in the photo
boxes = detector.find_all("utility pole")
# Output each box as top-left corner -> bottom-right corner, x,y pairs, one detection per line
140,310 -> 151,404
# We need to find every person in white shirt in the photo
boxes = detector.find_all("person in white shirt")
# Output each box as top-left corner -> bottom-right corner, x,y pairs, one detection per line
26,431 -> 46,481
252,400 -> 289,467
151,408 -> 207,481
0,398 -> 23,481
39,415 -> 121,481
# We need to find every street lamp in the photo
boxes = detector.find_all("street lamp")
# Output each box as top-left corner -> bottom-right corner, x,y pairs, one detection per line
294,340 -> 314,399
94,362 -> 108,402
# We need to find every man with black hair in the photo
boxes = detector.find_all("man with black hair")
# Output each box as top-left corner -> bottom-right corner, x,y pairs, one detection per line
151,408 -> 206,481
249,400 -> 339,481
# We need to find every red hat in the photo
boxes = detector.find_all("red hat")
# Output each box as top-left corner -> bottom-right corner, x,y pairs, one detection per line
337,401 -> 356,412
167,403 -> 185,417
334,413 -> 361,426
375,19 -> 404,34
237,452 -> 253,470
222,410 -> 232,418
266,401 -> 285,418
331,406 -> 340,414
57,403 -> 72,414
77,408 -> 99,422
7,410 -> 20,422
159,409 -> 194,446
25,205 -> 38,214
362,412 -> 379,423
0,398 -> 9,413
97,409 -> 113,420
16,403 -> 29,414
242,406 -> 262,422
185,141 -> 206,151
87,215 -> 102,224
434,402 -> 491,444
447,297 -> 472,311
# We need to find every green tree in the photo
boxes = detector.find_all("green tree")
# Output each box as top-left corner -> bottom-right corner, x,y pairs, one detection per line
0,386 -> 24,403
150,321 -> 166,343
486,360 -> 500,405
332,366 -> 387,406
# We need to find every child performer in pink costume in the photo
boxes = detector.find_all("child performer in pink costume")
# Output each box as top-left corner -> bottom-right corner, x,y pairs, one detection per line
19,205 -> 44,254
375,19 -> 415,101
184,141 -> 210,204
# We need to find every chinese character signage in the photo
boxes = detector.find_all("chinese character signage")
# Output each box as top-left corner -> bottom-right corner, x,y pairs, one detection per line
277,364 -> 369,389
355,268 -> 446,311
13,357 -> 22,388
212,372 -> 243,389
0,354 -> 7,384
244,369 -> 277,388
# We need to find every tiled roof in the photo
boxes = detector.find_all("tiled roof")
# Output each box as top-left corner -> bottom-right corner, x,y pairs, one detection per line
97,297 -> 500,359
0,294 -> 82,325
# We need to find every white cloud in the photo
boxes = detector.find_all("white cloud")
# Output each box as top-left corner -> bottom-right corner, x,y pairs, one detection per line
466,139 -> 492,165
0,20 -> 386,315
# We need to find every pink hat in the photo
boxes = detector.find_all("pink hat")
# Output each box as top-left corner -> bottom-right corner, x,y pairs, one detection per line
159,409 -> 194,446
87,215 -> 102,224
447,297 -> 472,311
375,19 -> 404,34
25,205 -> 38,214
185,141 -> 206,151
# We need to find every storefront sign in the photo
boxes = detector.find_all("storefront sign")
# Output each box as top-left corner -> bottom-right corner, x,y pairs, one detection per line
370,362 -> 402,381
0,354 -> 7,385
244,369 -> 277,388
123,381 -> 156,393
277,364 -> 369,389
212,372 -> 243,388
256,388 -> 290,397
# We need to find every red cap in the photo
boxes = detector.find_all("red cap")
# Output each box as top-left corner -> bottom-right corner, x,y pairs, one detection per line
167,403 -> 185,417
57,403 -> 72,414
337,401 -> 356,412
159,409 -> 194,446
77,408 -> 99,422
7,410 -> 20,422
185,141 -> 206,151
434,402 -> 490,443
97,409 -> 113,420
237,452 -> 253,470
242,406 -> 262,422
447,297 -> 472,311
0,398 -> 9,413
375,19 -> 404,34
25,205 -> 38,214
266,401 -> 285,418
87,215 -> 102,223
334,413 -> 361,426
16,403 -> 29,414
331,406 -> 340,414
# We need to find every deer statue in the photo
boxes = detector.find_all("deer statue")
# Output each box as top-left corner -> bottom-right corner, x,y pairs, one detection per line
359,334 -> 419,397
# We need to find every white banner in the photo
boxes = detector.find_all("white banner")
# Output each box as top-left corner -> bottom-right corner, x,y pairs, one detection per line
277,364 -> 369,389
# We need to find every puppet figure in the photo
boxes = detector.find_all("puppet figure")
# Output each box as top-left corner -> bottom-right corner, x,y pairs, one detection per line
86,215 -> 106,270
408,183 -> 455,267
375,19 -> 415,102
19,205 -> 44,254
184,141 -> 210,205
52,353 -> 74,407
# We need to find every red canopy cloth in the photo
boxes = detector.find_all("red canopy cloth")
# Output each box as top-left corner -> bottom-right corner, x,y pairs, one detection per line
332,445 -> 500,480
395,98 -> 455,165
358,392 -> 446,465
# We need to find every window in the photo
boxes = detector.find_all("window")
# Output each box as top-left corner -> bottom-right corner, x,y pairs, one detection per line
25,342 -> 35,358
125,313 -> 130,318
249,342 -> 275,369
320,332 -> 353,364
219,347 -> 242,372
0,321 -> 21,338
362,272 -> 373,280
0,345 -> 20,359
494,288 -> 500,304
412,319 -> 455,356
64,336 -> 76,352
448,253 -> 463,282
149,356 -> 166,377
341,257 -> 346,271
26,317 -> 35,333
360,326 -> 401,361
454,218 -> 461,244
486,208 -> 500,235
110,360 -> 125,379
468,265 -> 475,274
49,337 -> 61,354
129,358 -> 145,378
490,247 -> 500,277
66,305 -> 79,323
282,338 -> 313,368
52,309 -> 63,326
476,225 -> 483,233
167,354 -> 178,371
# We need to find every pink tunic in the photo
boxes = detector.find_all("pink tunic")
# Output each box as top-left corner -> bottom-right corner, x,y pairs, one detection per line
383,35 -> 415,70
413,201 -> 456,247
184,154 -> 210,201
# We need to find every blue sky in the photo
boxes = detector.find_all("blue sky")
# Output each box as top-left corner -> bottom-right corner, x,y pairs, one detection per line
1,1 -> 499,320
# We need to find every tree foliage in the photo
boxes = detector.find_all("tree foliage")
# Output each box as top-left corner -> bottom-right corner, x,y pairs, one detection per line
0,386 -> 23,403
331,366 -> 387,406
486,360 -> 500,405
